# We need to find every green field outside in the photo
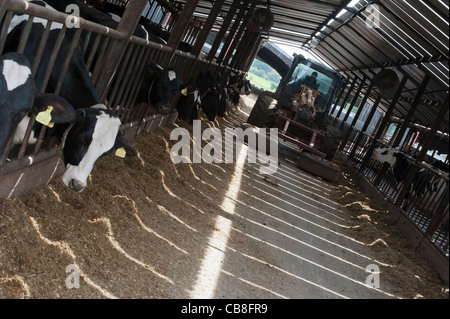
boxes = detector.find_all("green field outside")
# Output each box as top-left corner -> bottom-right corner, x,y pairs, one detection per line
247,73 -> 278,92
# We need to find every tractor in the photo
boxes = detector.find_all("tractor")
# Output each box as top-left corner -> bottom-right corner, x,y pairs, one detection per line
246,53 -> 345,181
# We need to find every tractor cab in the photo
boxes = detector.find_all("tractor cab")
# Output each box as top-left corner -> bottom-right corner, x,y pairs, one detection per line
246,53 -> 345,163
276,54 -> 344,130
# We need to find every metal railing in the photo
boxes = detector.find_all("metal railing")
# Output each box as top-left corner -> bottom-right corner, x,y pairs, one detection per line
0,0 -> 236,197
334,116 -> 449,258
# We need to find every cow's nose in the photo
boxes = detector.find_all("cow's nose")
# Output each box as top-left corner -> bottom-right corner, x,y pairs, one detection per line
68,179 -> 86,192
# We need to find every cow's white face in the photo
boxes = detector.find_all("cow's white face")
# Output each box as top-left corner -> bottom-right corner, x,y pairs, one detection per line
372,147 -> 401,167
62,109 -> 121,192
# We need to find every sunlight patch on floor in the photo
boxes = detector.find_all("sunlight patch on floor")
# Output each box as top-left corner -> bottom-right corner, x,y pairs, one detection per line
189,145 -> 247,298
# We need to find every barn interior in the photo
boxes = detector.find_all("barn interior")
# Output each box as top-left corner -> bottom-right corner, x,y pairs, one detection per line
0,0 -> 448,299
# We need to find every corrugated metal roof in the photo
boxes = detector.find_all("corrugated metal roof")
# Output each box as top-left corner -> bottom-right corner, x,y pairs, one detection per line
179,0 -> 449,133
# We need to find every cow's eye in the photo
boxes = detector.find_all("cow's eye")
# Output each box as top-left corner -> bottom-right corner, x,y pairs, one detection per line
381,151 -> 387,155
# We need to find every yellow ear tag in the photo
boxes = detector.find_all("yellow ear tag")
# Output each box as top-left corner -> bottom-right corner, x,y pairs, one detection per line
36,106 -> 53,127
181,88 -> 188,96
115,147 -> 126,158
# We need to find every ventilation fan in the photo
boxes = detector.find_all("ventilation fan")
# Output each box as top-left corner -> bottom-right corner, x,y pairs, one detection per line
373,69 -> 400,100
247,8 -> 274,32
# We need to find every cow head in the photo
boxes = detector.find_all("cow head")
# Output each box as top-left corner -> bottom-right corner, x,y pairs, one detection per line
371,147 -> 402,168
62,106 -> 135,192
146,62 -> 180,115
176,81 -> 200,122
196,71 -> 222,121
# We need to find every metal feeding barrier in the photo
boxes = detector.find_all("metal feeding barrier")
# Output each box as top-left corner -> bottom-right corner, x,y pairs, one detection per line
0,0 -> 231,198
334,117 -> 449,258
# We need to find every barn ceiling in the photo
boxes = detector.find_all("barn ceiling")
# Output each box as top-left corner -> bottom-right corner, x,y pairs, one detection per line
173,0 -> 449,134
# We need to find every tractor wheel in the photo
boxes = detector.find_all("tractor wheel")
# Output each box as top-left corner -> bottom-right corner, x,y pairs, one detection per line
246,94 -> 278,128
297,152 -> 341,182
319,125 -> 342,161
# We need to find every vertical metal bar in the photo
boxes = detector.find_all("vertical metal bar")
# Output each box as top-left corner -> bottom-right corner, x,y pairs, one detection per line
158,8 -> 167,25
340,76 -> 367,130
369,75 -> 408,187
82,30 -> 92,55
186,0 -> 225,82
217,0 -> 252,65
0,10 -> 13,54
39,24 -> 67,93
425,184 -> 449,239
85,33 -> 102,71
129,48 -> 157,121
54,27 -> 82,94
335,76 -> 358,122
33,124 -> 47,155
340,78 -> 375,151
228,6 -> 258,69
123,47 -> 153,124
0,0 -> 13,24
16,15 -> 34,54
17,114 -> 36,159
31,21 -> 51,76
241,32 -> 263,72
206,0 -> 240,62
148,2 -> 158,22
91,36 -> 110,88
231,30 -> 252,71
163,0 -> 201,67
191,0 -> 224,57
1,128 -> 16,164
349,94 -> 382,161
330,80 -> 348,115
96,0 -> 148,99
392,74 -> 431,147
401,128 -> 414,150
117,45 -> 143,119
389,123 -> 401,144
108,42 -> 136,112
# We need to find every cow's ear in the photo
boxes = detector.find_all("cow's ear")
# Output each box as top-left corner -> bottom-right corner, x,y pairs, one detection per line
33,93 -> 75,124
114,133 -> 136,157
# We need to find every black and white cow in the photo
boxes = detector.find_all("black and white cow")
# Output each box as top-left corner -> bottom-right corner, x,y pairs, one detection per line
4,0 -> 135,192
134,61 -> 180,115
1,53 -> 76,159
372,147 -> 448,213
195,71 -> 223,122
227,71 -> 251,107
176,80 -> 201,123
